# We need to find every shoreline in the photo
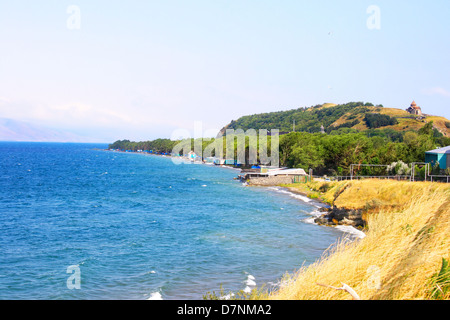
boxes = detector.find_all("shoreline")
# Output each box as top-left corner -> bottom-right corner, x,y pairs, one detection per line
106,148 -> 366,240
284,185 -> 367,239
104,147 -> 366,299
270,180 -> 450,300
105,148 -> 241,171
264,185 -> 366,240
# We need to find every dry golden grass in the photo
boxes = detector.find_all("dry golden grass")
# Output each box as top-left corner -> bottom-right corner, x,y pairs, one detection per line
427,116 -> 450,137
377,107 -> 411,117
270,180 -> 450,300
307,103 -> 337,112
321,105 -> 450,136
388,118 -> 426,132
333,180 -> 442,209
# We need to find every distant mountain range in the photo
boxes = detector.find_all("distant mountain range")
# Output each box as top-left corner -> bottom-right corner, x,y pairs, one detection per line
0,118 -> 98,142
219,102 -> 450,137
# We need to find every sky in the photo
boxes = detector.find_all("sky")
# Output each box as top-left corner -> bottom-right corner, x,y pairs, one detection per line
0,0 -> 449,142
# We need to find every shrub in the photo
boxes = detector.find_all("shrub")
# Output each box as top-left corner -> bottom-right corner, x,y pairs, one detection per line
364,113 -> 398,129
430,258 -> 450,299
387,161 -> 411,175
319,183 -> 331,193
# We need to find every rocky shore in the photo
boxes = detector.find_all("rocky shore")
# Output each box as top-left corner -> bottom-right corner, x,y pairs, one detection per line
313,207 -> 365,228
284,186 -> 366,229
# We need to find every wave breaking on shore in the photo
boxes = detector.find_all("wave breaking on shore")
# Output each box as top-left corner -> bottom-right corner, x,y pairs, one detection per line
267,186 -> 366,239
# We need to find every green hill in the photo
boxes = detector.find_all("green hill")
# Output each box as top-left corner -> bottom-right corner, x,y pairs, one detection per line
219,102 -> 450,138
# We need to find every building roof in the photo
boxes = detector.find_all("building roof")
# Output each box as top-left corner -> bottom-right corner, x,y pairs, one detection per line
425,146 -> 450,154
408,101 -> 421,109
267,168 -> 307,176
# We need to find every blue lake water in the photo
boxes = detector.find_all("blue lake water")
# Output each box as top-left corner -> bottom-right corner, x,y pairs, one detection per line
0,142 -> 345,300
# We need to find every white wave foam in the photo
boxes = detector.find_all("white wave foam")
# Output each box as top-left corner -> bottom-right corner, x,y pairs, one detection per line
335,225 -> 366,239
268,187 -> 312,203
302,208 -> 366,239
147,292 -> 163,300
245,278 -> 256,286
244,274 -> 256,287
306,209 -> 322,217
289,193 -> 313,203
302,208 -> 323,224
303,213 -> 366,239
303,217 -> 316,224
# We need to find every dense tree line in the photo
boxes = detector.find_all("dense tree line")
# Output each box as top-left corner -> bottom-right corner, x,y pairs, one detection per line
109,122 -> 450,176
223,102 -> 383,134
326,119 -> 359,133
109,139 -> 178,154
281,122 -> 450,175
363,113 -> 398,129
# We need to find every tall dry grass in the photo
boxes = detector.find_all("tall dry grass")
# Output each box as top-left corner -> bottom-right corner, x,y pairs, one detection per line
270,180 -> 450,300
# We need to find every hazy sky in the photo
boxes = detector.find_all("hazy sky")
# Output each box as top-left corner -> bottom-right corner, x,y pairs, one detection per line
0,1 -> 449,142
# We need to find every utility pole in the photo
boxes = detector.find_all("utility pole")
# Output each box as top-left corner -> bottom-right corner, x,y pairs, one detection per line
293,120 -> 295,132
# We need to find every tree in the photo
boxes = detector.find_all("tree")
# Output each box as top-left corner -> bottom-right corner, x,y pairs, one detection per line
364,113 -> 398,129
418,121 -> 434,136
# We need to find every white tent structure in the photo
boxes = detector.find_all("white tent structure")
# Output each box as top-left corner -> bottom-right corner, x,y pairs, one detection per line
267,168 -> 307,176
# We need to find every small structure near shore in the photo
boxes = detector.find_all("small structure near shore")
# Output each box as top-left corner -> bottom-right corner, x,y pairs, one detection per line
425,145 -> 450,170
238,167 -> 307,186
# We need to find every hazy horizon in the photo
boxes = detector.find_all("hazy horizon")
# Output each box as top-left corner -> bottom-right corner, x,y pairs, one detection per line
1,1 -> 449,142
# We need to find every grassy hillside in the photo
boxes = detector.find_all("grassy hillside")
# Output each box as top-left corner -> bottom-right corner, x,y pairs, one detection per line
269,180 -> 450,300
220,102 -> 450,137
